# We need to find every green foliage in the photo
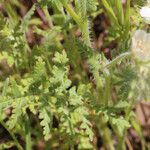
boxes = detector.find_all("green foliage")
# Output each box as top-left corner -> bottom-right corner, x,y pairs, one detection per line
0,52 -> 14,67
39,107 -> 52,140
21,5 -> 36,32
0,0 -> 149,150
101,0 -> 131,53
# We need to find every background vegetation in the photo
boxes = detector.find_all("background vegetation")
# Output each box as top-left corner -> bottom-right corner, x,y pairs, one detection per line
0,0 -> 149,149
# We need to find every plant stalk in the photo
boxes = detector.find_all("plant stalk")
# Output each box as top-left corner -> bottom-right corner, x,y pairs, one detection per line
99,114 -> 115,150
25,115 -> 32,150
0,121 -> 23,150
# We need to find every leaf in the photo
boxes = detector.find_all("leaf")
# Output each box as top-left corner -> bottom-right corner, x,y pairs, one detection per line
74,38 -> 93,58
53,50 -> 68,65
114,66 -> 136,100
78,0 -> 87,19
49,51 -> 71,95
116,0 -> 124,25
125,0 -> 130,30
38,0 -> 63,11
110,117 -> 130,135
114,101 -> 130,109
69,87 -> 83,106
0,141 -> 15,149
86,0 -> 97,13
101,0 -> 119,27
32,57 -> 46,82
39,107 -> 52,141
0,52 -> 14,66
21,5 -> 35,31
7,98 -> 25,129
80,118 -> 94,141
0,97 -> 14,111
2,78 -> 9,96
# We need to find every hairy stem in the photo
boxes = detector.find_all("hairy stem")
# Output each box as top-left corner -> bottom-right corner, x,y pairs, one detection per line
62,1 -> 91,47
104,52 -> 131,69
81,20 -> 91,47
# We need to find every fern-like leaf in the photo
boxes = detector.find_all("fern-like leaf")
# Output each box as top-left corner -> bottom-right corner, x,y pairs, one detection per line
39,107 -> 52,140
21,5 -> 35,32
7,99 -> 24,129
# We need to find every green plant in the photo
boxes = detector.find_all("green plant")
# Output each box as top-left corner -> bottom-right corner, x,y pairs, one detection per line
0,0 -> 149,150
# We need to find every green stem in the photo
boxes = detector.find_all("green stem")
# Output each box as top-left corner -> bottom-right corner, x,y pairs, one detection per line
92,65 -> 104,105
117,137 -> 126,150
99,115 -> 115,150
43,6 -> 53,28
45,56 -> 52,74
81,20 -> 91,47
103,73 -> 111,106
25,115 -> 32,150
116,99 -> 134,150
62,1 -> 80,25
104,52 -> 131,69
131,118 -> 146,150
0,121 -> 23,150
62,1 -> 91,47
